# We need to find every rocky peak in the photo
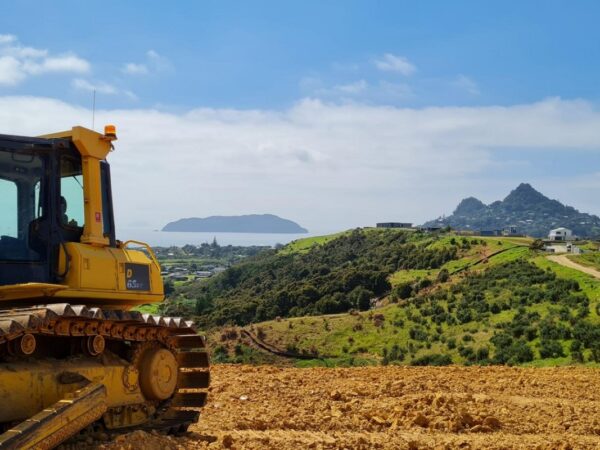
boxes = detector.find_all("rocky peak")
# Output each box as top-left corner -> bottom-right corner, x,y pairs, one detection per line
454,197 -> 487,215
502,183 -> 548,208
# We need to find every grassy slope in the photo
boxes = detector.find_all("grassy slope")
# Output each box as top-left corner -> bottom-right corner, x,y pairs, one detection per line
277,231 -> 350,255
532,256 -> 600,314
389,237 -> 530,287
568,252 -> 600,271
237,234 -> 600,367
279,227 -> 423,255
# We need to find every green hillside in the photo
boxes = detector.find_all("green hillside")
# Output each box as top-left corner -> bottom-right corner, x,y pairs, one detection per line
190,229 -> 600,367
216,255 -> 600,368
158,227 -> 600,366
186,228 -> 464,327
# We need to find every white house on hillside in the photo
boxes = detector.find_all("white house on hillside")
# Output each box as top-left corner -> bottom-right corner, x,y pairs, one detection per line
548,227 -> 575,241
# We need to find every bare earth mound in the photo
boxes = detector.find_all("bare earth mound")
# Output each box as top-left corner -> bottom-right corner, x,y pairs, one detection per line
98,365 -> 600,449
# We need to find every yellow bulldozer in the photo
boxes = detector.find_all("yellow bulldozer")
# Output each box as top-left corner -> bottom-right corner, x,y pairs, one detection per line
0,126 -> 209,449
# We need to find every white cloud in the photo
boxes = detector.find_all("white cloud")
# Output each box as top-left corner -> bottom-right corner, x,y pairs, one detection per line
2,96 -> 600,232
72,79 -> 117,94
454,74 -> 480,95
0,34 -> 16,44
0,35 -> 90,85
24,55 -> 90,75
334,80 -> 368,94
0,56 -> 25,85
72,79 -> 138,100
375,53 -> 416,76
122,63 -> 149,75
308,79 -> 411,102
122,50 -> 171,76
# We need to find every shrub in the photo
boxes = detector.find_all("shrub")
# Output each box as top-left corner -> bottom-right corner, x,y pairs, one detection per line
411,353 -> 452,366
476,346 -> 490,361
570,340 -> 584,363
437,269 -> 450,283
491,333 -> 534,364
392,282 -> 413,300
409,327 -> 429,341
539,340 -> 565,359
212,345 -> 229,363
446,337 -> 456,350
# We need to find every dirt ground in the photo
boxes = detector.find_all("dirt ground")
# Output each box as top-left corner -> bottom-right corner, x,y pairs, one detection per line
97,364 -> 600,450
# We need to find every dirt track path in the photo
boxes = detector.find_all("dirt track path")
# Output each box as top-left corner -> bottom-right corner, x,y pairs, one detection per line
98,365 -> 600,450
547,254 -> 600,279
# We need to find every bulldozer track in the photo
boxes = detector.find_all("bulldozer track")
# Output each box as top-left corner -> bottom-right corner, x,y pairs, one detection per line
0,303 -> 210,448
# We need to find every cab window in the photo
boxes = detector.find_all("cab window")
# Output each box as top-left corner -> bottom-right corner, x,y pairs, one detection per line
60,155 -> 84,228
0,179 -> 17,238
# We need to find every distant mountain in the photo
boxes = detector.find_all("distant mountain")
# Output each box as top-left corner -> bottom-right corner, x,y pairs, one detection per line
423,183 -> 600,237
162,214 -> 308,234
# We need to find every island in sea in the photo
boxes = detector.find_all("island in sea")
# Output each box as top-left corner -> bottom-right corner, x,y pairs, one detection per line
162,214 -> 308,234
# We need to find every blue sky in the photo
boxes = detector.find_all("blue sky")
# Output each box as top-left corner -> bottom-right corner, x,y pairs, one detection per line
2,0 -> 600,109
1,1 -> 600,232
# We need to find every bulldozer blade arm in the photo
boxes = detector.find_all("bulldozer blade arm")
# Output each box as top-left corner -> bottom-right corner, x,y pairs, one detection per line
0,382 -> 108,449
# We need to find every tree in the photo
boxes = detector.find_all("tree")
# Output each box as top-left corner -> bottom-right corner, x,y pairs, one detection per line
437,269 -> 450,283
163,279 -> 175,296
392,282 -> 413,300
529,239 -> 545,251
539,339 -> 565,359
350,286 -> 373,311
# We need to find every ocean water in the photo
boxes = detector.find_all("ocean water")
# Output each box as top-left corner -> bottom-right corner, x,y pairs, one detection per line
116,227 -> 333,248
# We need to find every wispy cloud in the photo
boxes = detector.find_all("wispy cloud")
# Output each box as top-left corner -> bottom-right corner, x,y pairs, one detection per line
122,49 -> 171,76
72,78 -> 137,100
72,78 -> 117,94
0,34 -> 17,45
303,78 -> 411,103
0,35 -> 90,85
334,80 -> 368,94
122,62 -> 149,75
454,74 -> 480,95
374,53 -> 416,76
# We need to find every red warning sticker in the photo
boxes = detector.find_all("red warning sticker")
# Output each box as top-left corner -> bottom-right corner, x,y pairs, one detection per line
95,212 -> 102,222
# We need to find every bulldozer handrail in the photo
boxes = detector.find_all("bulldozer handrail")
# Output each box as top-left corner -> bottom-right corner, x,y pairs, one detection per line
121,240 -> 161,269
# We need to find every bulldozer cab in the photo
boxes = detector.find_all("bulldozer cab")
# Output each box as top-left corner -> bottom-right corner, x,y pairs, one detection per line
0,134 -> 115,286
0,126 -> 162,306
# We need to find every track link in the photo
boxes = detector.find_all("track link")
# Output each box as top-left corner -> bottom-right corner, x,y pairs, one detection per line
0,304 -> 210,448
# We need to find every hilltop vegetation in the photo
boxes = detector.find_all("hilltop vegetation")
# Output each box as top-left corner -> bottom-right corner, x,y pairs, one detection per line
185,228 -> 460,327
424,183 -> 600,237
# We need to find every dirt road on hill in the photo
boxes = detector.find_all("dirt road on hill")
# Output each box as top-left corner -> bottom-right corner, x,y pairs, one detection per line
96,365 -> 600,450
548,254 -> 600,279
